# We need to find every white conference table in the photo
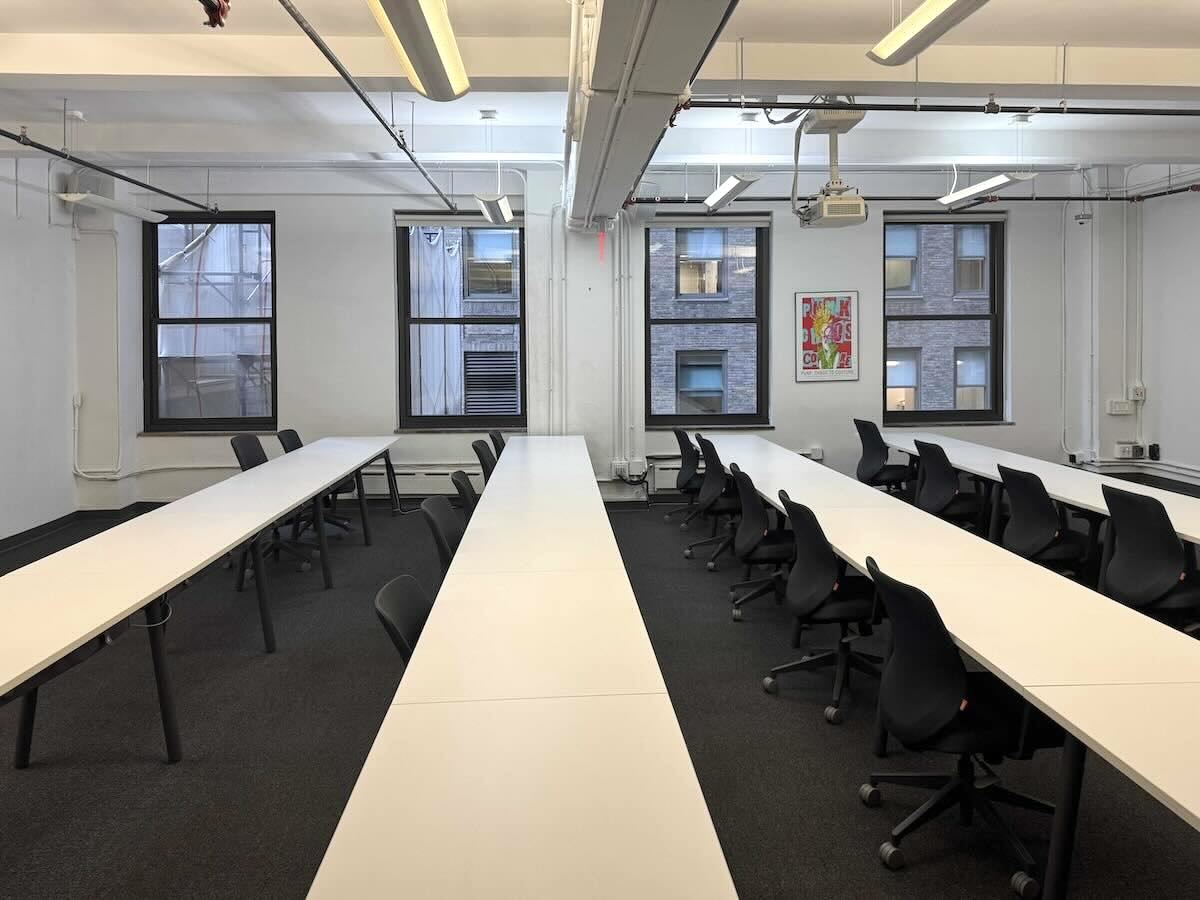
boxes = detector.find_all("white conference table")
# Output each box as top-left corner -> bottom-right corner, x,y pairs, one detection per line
309,436 -> 737,900
0,435 -> 400,762
881,430 -> 1200,544
707,434 -> 1200,899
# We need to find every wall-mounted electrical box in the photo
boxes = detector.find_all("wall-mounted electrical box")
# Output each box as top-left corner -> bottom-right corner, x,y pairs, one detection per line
1114,441 -> 1146,460
1107,399 -> 1134,416
1129,384 -> 1147,402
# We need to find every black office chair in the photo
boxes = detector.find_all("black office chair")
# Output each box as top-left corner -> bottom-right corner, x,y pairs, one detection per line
913,439 -> 983,528
277,428 -> 356,536
859,557 -> 1054,898
662,429 -> 705,528
682,434 -> 741,570
230,434 -> 312,584
726,464 -> 794,620
762,492 -> 880,722
421,495 -> 465,576
488,430 -> 506,458
451,470 -> 479,523
1099,485 -> 1200,631
472,440 -> 497,484
854,419 -> 909,494
374,575 -> 436,665
998,465 -> 1091,580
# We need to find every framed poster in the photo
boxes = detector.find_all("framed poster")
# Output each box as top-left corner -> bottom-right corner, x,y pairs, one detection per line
795,291 -> 859,382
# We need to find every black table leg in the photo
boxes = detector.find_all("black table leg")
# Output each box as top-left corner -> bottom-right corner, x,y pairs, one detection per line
145,596 -> 182,763
14,688 -> 37,769
988,482 -> 1004,543
312,495 -> 334,589
250,534 -> 276,653
355,469 -> 372,546
1043,734 -> 1087,899
383,450 -> 401,516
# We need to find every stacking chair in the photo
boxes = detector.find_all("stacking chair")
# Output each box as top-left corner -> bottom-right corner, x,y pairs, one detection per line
913,439 -> 983,528
277,428 -> 357,537
1099,485 -> 1200,631
859,557 -> 1054,899
682,434 -> 741,570
998,465 -> 1091,580
853,419 -> 909,495
761,492 -> 880,722
230,434 -> 312,584
726,464 -> 794,620
450,470 -> 479,523
472,440 -> 497,484
662,429 -> 705,528
374,575 -> 436,665
488,430 -> 506,458
420,495 -> 465,576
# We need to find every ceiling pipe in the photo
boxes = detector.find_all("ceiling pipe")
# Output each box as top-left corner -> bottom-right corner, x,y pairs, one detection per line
276,0 -> 456,211
0,125 -> 215,212
561,0 -> 583,204
629,193 -> 1176,205
686,98 -> 1200,118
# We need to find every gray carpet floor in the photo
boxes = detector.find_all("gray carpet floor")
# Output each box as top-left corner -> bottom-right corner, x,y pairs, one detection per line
0,503 -> 1197,898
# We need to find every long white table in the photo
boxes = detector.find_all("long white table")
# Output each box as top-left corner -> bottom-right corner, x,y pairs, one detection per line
309,436 -> 737,899
707,434 -> 1200,899
0,435 -> 400,763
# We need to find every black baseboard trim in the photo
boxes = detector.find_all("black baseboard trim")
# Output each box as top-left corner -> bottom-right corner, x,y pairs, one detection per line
0,502 -> 163,557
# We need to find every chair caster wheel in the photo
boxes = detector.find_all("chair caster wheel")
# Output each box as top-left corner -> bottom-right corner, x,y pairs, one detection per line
300,561 -> 312,573
663,513 -> 672,523
706,561 -> 716,571
824,705 -> 844,724
761,676 -> 777,694
731,607 -> 743,622
683,549 -> 693,559
1011,871 -> 1040,898
679,523 -> 689,532
879,842 -> 905,870
859,784 -> 881,807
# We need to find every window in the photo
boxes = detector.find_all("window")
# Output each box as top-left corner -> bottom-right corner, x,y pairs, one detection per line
885,224 -> 919,294
143,212 -> 276,432
676,227 -> 725,297
886,348 -> 920,412
955,224 -> 988,295
883,217 -> 1004,423
398,223 -> 526,427
646,222 -> 769,426
676,351 -> 726,414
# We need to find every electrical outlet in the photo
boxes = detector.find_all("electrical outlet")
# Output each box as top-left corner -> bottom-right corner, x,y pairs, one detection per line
1107,399 -> 1134,416
1114,441 -> 1146,460
1129,384 -> 1147,402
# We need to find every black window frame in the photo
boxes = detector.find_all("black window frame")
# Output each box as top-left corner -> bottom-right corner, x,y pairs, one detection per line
675,227 -> 726,298
645,220 -> 770,427
397,222 -> 528,430
142,210 -> 278,434
882,216 -> 1005,425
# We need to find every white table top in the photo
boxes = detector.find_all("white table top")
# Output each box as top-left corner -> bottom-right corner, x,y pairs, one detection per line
881,430 -> 1200,543
0,435 -> 398,697
311,435 -> 735,898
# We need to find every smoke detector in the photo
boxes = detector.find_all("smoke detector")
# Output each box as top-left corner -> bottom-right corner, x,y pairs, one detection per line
739,110 -> 758,124
479,109 -> 498,121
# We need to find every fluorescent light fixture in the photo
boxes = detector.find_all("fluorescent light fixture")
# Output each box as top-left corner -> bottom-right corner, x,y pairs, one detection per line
867,0 -> 991,67
57,192 -> 167,223
368,0 -> 470,102
703,174 -> 759,212
936,172 -> 1034,206
474,193 -> 513,224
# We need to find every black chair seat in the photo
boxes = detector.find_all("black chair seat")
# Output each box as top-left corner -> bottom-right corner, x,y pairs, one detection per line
1155,579 -> 1200,612
1031,528 -> 1089,564
942,493 -> 982,520
916,672 -> 1021,756
683,473 -> 705,493
872,464 -> 909,486
710,494 -> 740,515
745,530 -> 795,564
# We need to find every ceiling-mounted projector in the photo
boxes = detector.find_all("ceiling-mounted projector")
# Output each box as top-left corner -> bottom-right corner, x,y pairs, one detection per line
805,194 -> 869,227
795,105 -> 869,228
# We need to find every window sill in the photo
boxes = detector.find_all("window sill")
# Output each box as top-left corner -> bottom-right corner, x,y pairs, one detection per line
395,427 -> 529,435
883,420 -> 1014,428
138,430 -> 277,437
647,424 -> 774,432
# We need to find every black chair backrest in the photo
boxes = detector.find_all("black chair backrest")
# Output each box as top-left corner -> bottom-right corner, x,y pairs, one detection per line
673,429 -> 701,492
1101,485 -> 1185,609
472,440 -> 497,483
730,464 -> 770,559
374,574 -> 435,664
450,470 -> 479,523
998,465 -> 1060,558
779,491 -> 841,619
420,496 -> 465,574
694,434 -> 730,511
488,430 -> 506,458
277,428 -> 303,454
866,556 -> 967,747
853,419 -> 890,484
231,434 -> 269,471
913,439 -> 959,514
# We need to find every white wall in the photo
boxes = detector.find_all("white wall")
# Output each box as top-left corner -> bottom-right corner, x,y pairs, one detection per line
0,160 -> 77,538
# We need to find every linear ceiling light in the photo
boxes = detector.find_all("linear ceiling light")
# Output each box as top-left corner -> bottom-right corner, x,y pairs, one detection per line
704,174 -> 759,212
475,193 -> 514,224
937,172 -> 1034,206
57,192 -> 167,223
867,0 -> 991,67
367,0 -> 470,101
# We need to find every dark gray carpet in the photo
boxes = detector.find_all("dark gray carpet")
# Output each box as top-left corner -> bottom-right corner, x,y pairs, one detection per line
610,505 -> 1200,899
